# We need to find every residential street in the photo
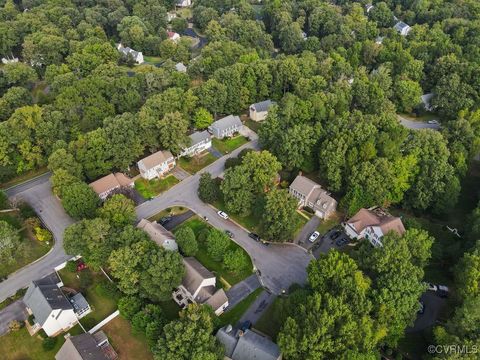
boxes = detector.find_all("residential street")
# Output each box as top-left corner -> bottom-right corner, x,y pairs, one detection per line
0,300 -> 28,336
398,115 -> 440,130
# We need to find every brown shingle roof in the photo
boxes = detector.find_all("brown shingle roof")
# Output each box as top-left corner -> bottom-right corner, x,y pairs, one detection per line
347,208 -> 405,236
138,150 -> 174,170
89,173 -> 132,195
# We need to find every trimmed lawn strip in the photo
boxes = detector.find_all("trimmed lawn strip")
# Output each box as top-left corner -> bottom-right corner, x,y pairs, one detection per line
0,288 -> 27,311
253,296 -> 283,341
0,167 -> 48,190
148,206 -> 189,222
176,217 -> 254,285
58,268 -> 118,330
316,212 -> 342,235
101,316 -> 153,360
0,324 -> 83,360
218,288 -> 263,328
134,175 -> 179,199
178,152 -> 216,174
212,136 -> 248,155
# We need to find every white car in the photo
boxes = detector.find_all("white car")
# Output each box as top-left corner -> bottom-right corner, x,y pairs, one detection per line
428,120 -> 440,125
426,283 -> 438,291
438,285 -> 449,292
217,211 -> 229,220
309,231 -> 320,243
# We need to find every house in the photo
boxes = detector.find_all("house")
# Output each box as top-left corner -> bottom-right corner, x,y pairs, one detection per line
176,0 -> 192,7
23,273 -> 80,336
344,207 -> 406,247
175,62 -> 187,72
55,331 -> 118,360
421,93 -> 434,111
167,12 -> 177,22
394,21 -> 411,36
208,115 -> 243,139
375,36 -> 384,45
179,131 -> 212,157
89,173 -> 134,200
137,150 -> 175,180
1,56 -> 19,64
249,100 -> 275,122
216,325 -> 282,360
289,175 -> 337,219
168,31 -> 181,42
365,4 -> 374,13
137,218 -> 178,251
116,44 -> 144,64
172,257 -> 229,315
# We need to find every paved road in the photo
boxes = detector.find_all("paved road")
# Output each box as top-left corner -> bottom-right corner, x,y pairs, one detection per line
0,300 -> 28,335
0,179 -> 73,303
137,139 -> 313,294
225,275 -> 261,310
239,290 -> 276,326
398,115 -> 440,130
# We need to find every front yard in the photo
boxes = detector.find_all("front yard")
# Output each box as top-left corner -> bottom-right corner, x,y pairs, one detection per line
316,212 -> 342,235
178,152 -> 216,174
134,175 -> 179,199
176,217 -> 254,286
58,268 -> 119,330
218,288 -> 264,327
148,206 -> 189,222
212,136 -> 248,154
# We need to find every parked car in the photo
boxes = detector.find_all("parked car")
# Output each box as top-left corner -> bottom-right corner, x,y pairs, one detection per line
225,230 -> 234,238
335,237 -> 349,247
249,232 -> 260,242
217,211 -> 229,220
437,285 -> 449,298
418,301 -> 425,315
262,241 -> 270,246
428,120 -> 440,125
240,321 -> 252,332
426,283 -> 438,291
330,231 -> 341,240
159,216 -> 172,225
309,231 -> 320,243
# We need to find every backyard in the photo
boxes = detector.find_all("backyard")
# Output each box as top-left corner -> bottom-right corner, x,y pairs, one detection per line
58,267 -> 119,330
212,136 -> 248,155
101,316 -> 153,360
178,152 -> 216,174
176,217 -> 254,286
134,175 -> 179,199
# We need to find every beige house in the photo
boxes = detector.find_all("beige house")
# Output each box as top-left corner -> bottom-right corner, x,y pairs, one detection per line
249,100 -> 275,122
89,173 -> 133,200
137,218 -> 178,251
344,207 -> 406,247
137,150 -> 175,180
55,331 -> 117,360
173,257 -> 228,315
289,175 -> 337,219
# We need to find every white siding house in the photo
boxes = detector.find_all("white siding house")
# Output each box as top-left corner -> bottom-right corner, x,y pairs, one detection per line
208,115 -> 243,139
137,150 -> 176,180
179,131 -> 212,157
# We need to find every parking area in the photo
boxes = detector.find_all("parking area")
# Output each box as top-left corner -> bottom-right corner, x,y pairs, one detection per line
311,228 -> 351,258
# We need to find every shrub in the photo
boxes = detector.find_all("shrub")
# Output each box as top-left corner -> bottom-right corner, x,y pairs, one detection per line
0,190 -> 8,210
65,260 -> 77,273
42,337 -> 57,351
118,296 -> 144,320
28,314 -> 35,326
8,320 -> 22,331
223,249 -> 249,273
34,227 -> 53,242
96,280 -> 120,299
19,203 -> 36,219
79,271 -> 93,290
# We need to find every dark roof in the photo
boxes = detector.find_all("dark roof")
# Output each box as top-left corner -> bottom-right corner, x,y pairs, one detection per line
24,273 -> 73,326
251,100 -> 275,113
56,331 -> 113,360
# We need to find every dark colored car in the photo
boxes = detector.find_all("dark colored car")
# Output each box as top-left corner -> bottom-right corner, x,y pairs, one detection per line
240,321 -> 252,332
249,233 -> 260,242
335,237 -> 349,247
225,230 -> 234,238
330,231 -> 341,240
159,216 -> 172,225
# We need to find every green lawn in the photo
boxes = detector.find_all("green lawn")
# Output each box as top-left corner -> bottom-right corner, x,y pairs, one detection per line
244,118 -> 262,133
148,206 -> 189,222
316,212 -> 342,235
218,288 -> 264,328
254,296 -> 284,341
212,136 -> 248,155
177,217 -> 254,286
178,152 -> 216,174
399,112 -> 440,122
0,213 -> 52,278
143,55 -> 163,64
134,175 -> 179,199
0,324 -> 84,360
58,268 -> 119,330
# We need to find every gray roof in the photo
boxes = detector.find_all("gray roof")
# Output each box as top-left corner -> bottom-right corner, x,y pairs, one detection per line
182,257 -> 215,296
250,100 -> 275,113
216,327 -> 281,360
70,293 -> 90,314
55,331 -> 111,360
118,45 -> 141,60
175,62 -> 187,72
24,273 -> 73,326
189,130 -> 211,146
137,219 -> 178,251
289,175 -> 319,196
211,115 -> 242,132
394,21 -> 410,31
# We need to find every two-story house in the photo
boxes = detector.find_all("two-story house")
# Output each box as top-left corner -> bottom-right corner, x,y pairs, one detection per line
137,150 -> 175,180
116,44 -> 144,64
289,175 -> 337,219
137,218 -> 178,251
249,100 -> 275,122
179,131 -> 212,157
172,257 -> 228,315
394,21 -> 411,36
208,115 -> 243,139
89,173 -> 134,200
344,207 -> 406,247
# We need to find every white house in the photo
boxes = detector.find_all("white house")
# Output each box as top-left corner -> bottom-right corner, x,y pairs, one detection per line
179,131 -> 212,157
394,21 -> 411,36
137,150 -> 176,180
249,100 -> 275,122
89,173 -> 134,200
168,31 -> 181,42
116,43 -> 144,64
23,273 -> 82,337
344,207 -> 406,247
1,56 -> 19,64
167,12 -> 177,22
208,115 -> 243,139
421,93 -> 434,111
137,218 -> 179,252
176,0 -> 191,7
175,62 -> 187,73
173,257 -> 229,315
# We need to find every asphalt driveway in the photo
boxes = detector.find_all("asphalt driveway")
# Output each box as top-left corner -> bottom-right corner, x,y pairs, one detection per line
225,275 -> 261,310
163,210 -> 194,231
294,216 -> 320,248
0,300 -> 28,336
407,291 -> 446,333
